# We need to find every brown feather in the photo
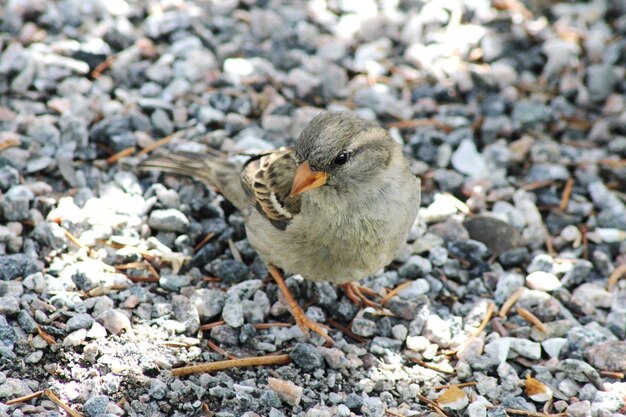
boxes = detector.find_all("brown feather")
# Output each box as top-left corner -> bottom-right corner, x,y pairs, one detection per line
241,148 -> 301,230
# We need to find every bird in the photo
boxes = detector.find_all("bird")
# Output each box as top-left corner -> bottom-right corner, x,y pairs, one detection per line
138,111 -> 421,343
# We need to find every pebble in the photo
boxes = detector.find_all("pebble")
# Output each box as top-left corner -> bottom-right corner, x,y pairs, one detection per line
267,377 -> 303,407
525,271 -> 561,292
397,252 -> 433,278
148,209 -> 190,233
451,139 -> 488,178
566,401 -> 591,417
289,343 -> 325,371
541,338 -> 568,358
584,341 -> 626,372
190,289 -> 225,321
97,309 -> 131,335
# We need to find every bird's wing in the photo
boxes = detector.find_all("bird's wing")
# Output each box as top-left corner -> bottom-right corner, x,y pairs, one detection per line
241,147 -> 301,230
137,151 -> 249,211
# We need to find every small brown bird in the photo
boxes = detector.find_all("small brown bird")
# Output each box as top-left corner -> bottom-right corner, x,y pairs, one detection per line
139,111 -> 421,342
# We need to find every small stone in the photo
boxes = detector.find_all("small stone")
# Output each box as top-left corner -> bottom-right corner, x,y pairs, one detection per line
0,297 -> 19,316
566,401 -> 591,417
2,185 -> 34,221
212,260 -> 249,284
558,359 -> 602,386
87,322 -> 107,339
289,343 -> 325,371
190,289 -> 225,321
542,338 -> 567,358
512,100 -> 553,129
97,309 -> 131,335
210,325 -> 239,346
267,377 -> 303,406
448,239 -> 488,264
0,378 -> 33,399
260,390 -> 282,408
317,347 -> 346,369
159,273 -> 190,292
83,395 -> 110,417
369,337 -> 402,355
361,396 -> 385,417
509,338 -> 541,360
345,393 -> 363,411
0,254 -> 38,281
149,379 -> 168,400
397,255 -> 432,278
498,247 -> 529,267
422,315 -> 453,347
24,350 -> 43,363
148,209 -> 189,233
526,271 -> 561,292
584,341 -> 626,372
63,329 -> 88,346
172,294 -> 200,334
351,317 -> 378,337
451,139 -> 488,178
587,65 -> 619,102
485,337 -> 511,364
0,316 -> 17,351
406,335 -> 430,352
494,273 -> 524,304
66,313 -> 94,332
571,283 -> 612,310
391,324 -> 408,341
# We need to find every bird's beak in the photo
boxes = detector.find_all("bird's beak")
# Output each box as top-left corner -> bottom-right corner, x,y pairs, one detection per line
290,161 -> 328,197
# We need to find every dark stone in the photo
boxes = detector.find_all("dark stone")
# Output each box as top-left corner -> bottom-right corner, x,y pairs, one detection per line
464,216 -> 523,255
0,254 -> 38,281
211,260 -> 249,284
289,343 -> 325,371
344,393 -> 364,411
498,247 -> 529,267
447,239 -> 489,264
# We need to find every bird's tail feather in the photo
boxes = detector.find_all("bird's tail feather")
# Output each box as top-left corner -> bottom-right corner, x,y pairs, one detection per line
137,151 -> 248,211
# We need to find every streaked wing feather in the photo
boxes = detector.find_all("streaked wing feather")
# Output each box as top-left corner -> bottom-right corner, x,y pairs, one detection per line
241,148 -> 301,230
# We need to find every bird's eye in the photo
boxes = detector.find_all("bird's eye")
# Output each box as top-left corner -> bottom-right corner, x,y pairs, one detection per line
334,150 -> 351,165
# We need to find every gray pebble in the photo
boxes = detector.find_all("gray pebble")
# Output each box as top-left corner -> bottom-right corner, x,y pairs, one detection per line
148,209 -> 190,233
289,343 -> 325,371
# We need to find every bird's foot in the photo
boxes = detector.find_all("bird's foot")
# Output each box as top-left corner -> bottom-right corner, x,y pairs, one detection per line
340,283 -> 381,309
268,265 -> 334,345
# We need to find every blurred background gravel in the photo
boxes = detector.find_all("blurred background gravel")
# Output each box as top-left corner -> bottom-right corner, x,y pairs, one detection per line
0,0 -> 625,416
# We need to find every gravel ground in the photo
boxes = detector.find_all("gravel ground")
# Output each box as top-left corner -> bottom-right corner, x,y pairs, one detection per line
1,0 -> 626,416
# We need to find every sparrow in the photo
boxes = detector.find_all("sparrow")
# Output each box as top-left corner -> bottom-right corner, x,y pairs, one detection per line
139,111 -> 421,342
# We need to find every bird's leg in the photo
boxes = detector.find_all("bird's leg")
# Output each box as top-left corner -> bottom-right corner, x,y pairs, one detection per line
268,265 -> 334,345
340,283 -> 381,309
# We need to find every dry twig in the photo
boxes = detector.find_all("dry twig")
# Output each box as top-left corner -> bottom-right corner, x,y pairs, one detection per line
559,178 -> 574,211
432,381 -> 478,391
516,307 -> 547,333
106,146 -> 136,164
499,288 -> 524,318
380,281 -> 413,305
410,358 -> 455,374
44,389 -> 84,417
200,320 -> 226,331
5,390 -> 45,405
607,264 -> 626,291
207,340 -> 238,360
194,232 -> 216,253
135,132 -> 180,157
171,354 -> 290,377
600,370 -> 625,379
474,302 -> 494,336
417,394 -> 449,417
0,138 -> 21,152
